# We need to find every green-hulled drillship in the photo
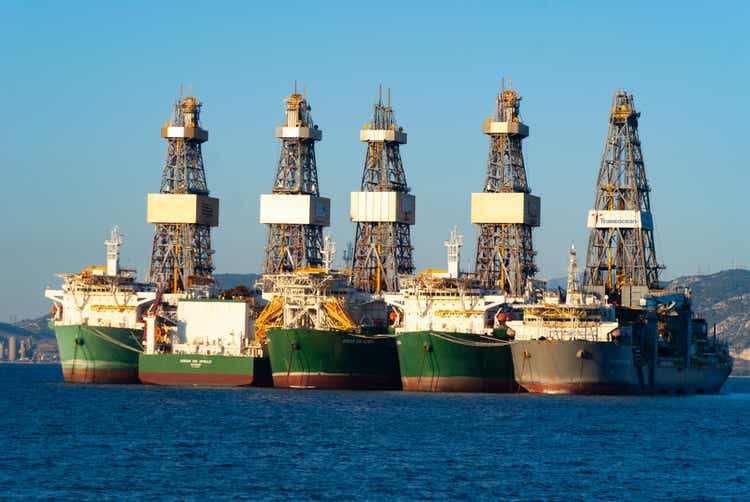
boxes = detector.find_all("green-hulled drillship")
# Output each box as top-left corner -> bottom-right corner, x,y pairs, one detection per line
257,268 -> 400,390
384,273 -> 517,392
45,227 -> 156,384
383,227 -> 522,392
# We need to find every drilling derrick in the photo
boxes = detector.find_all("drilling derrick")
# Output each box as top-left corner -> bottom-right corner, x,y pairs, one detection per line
351,88 -> 415,293
147,92 -> 219,293
472,81 -> 540,295
260,89 -> 330,273
583,91 -> 661,303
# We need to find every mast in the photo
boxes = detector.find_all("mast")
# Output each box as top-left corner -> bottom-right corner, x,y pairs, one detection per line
472,79 -> 540,295
105,226 -> 122,277
351,87 -> 415,293
147,91 -> 218,293
261,87 -> 329,273
583,91 -> 661,303
444,226 -> 463,279
566,244 -> 583,305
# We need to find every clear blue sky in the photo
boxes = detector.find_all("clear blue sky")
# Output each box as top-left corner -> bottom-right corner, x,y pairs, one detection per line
1,1 -> 748,320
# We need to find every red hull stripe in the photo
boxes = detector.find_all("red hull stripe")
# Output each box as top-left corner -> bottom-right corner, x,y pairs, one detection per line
272,374 -> 401,390
139,372 -> 253,387
401,376 -> 517,393
62,368 -> 139,384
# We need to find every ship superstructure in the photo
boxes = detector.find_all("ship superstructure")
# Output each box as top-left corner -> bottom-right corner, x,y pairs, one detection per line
508,245 -> 619,344
147,90 -> 218,294
261,87 -> 330,273
351,87 -> 415,293
473,80 -> 540,295
45,227 -> 156,383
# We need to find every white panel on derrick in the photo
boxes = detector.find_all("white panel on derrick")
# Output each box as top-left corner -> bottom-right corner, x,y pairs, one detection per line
350,192 -> 416,224
482,121 -> 529,137
586,210 -> 653,230
259,194 -> 331,226
470,193 -> 540,226
160,126 -> 209,141
274,126 -> 322,140
359,129 -> 407,144
147,194 -> 219,226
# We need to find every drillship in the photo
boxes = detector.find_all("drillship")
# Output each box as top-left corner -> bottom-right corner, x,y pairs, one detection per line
258,242 -> 401,390
507,91 -> 733,395
138,91 -> 270,386
45,227 -> 156,383
384,227 -> 518,392
509,246 -> 733,394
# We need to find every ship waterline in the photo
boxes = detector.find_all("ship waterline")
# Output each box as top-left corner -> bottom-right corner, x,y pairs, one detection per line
139,353 -> 257,386
395,331 -> 516,392
266,328 -> 401,390
511,339 -> 732,395
53,324 -> 143,384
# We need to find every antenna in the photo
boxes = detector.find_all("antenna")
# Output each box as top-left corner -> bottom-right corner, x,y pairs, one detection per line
444,225 -> 464,279
387,87 -> 391,108
320,235 -> 336,272
378,84 -> 382,105
179,83 -> 183,100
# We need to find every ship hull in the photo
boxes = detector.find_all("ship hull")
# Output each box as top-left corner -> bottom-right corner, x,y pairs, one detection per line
52,323 -> 142,384
511,340 -> 731,395
395,331 -> 516,392
139,353 -> 258,386
266,329 -> 401,390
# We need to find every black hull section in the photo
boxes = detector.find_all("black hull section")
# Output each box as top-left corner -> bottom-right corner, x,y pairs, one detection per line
511,340 -> 731,395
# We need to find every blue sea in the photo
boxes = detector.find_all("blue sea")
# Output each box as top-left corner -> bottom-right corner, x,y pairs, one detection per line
1,364 -> 748,501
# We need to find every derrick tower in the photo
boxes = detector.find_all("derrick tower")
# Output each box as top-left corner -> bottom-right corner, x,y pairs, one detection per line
260,89 -> 330,273
472,81 -> 540,295
583,91 -> 660,302
351,88 -> 415,293
147,91 -> 219,293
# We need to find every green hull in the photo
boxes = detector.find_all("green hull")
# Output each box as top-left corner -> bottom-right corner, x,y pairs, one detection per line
139,353 -> 261,387
267,328 -> 401,390
395,331 -> 516,392
52,323 -> 143,384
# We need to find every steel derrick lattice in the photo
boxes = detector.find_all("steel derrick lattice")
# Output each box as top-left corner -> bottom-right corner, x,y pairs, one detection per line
148,94 -> 215,293
263,91 -> 324,273
474,84 -> 537,295
352,89 -> 414,293
583,91 -> 661,296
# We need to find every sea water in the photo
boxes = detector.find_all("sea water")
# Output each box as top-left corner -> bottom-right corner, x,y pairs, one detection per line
1,364 -> 748,500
